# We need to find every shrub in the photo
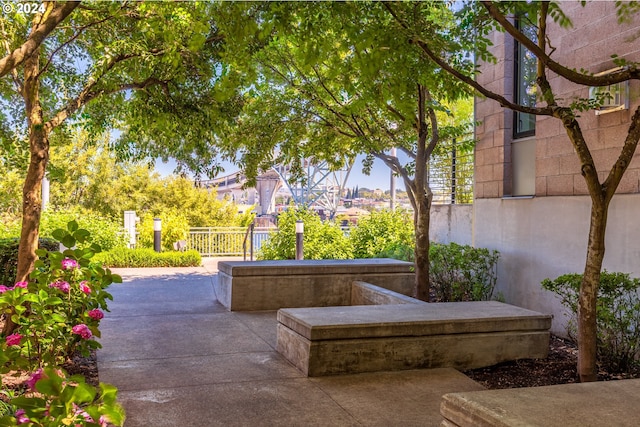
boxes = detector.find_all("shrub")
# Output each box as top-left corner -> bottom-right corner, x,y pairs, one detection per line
0,238 -> 59,287
94,248 -> 201,268
136,210 -> 190,252
542,271 -> 640,373
377,242 -> 415,263
258,209 -> 352,260
40,209 -> 128,252
349,210 -> 414,259
429,242 -> 499,302
0,221 -> 125,426
0,213 -> 21,239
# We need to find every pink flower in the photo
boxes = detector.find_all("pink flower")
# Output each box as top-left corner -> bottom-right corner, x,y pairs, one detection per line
99,415 -> 109,427
49,280 -> 70,293
15,408 -> 30,424
26,368 -> 45,391
61,258 -> 79,270
88,309 -> 104,320
73,403 -> 95,423
71,324 -> 92,339
79,281 -> 92,294
13,281 -> 28,289
6,333 -> 22,346
0,285 -> 9,293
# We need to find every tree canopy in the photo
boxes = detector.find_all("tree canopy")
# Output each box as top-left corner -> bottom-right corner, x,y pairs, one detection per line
0,1 -> 249,285
219,1 -> 475,298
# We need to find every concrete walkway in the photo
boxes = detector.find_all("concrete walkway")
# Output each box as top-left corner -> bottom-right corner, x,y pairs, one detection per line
98,258 -> 485,426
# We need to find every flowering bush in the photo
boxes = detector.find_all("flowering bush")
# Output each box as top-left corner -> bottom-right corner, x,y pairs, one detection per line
0,221 -> 125,426
0,366 -> 124,426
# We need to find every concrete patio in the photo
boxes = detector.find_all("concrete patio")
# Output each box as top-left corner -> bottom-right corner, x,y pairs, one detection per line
98,258 -> 485,426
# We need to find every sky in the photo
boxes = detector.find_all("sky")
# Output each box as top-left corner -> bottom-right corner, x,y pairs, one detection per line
156,153 -> 406,191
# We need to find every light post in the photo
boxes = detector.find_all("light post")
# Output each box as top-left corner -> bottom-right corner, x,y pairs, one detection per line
295,220 -> 304,260
153,218 -> 162,252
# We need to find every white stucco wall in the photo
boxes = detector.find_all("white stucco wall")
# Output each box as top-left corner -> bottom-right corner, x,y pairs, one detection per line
430,204 -> 473,246
472,194 -> 640,336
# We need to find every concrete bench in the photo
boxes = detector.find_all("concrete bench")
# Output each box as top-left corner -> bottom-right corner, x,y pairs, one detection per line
215,258 -> 414,311
351,281 -> 428,306
440,379 -> 640,427
276,301 -> 552,377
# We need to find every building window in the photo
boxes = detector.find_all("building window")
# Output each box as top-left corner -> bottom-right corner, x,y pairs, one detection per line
513,16 -> 537,139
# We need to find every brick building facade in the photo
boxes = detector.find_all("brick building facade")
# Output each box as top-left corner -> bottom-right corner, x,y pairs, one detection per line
469,2 -> 640,334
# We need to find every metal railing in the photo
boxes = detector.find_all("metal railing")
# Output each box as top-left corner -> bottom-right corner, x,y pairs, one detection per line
189,226 -> 274,257
428,146 -> 474,205
242,223 -> 277,260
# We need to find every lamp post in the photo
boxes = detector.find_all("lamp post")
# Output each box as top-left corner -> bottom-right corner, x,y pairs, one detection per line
295,220 -> 304,260
153,218 -> 162,252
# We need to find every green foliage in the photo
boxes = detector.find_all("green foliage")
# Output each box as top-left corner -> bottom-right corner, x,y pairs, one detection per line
0,238 -> 59,287
429,242 -> 499,302
39,209 -> 128,252
136,211 -> 190,252
0,367 -> 125,427
542,271 -> 640,373
154,177 -> 242,227
0,221 -> 125,426
258,209 -> 352,260
1,222 -> 120,369
94,248 -> 201,268
377,242 -> 415,263
0,169 -> 24,220
349,210 -> 414,259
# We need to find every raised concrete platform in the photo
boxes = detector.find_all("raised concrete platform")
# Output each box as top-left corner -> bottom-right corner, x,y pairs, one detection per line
100,265 -> 488,427
352,281 -> 428,306
440,379 -> 640,427
215,258 -> 415,311
276,301 -> 552,376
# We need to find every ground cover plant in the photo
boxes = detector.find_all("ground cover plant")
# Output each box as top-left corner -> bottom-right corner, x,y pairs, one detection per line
0,222 -> 125,426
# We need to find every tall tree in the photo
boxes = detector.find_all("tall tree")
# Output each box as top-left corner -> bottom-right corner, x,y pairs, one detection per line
392,1 -> 640,381
0,1 -> 237,281
0,1 -> 243,334
221,2 -> 473,300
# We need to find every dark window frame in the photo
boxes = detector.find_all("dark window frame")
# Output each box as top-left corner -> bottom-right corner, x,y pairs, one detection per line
513,16 -> 537,139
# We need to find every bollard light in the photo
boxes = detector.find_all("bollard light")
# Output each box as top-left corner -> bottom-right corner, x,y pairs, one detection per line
153,218 -> 162,252
295,220 -> 304,260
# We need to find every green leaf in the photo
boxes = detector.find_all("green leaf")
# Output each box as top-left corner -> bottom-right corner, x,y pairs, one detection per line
74,228 -> 91,243
71,382 -> 97,404
51,228 -> 67,241
67,220 -> 79,232
61,235 -> 76,249
35,249 -> 48,257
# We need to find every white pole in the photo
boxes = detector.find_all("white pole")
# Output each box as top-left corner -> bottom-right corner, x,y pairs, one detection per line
390,148 -> 396,211
41,175 -> 50,211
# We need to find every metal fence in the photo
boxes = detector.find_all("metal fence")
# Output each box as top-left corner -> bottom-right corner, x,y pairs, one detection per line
188,227 -> 274,257
428,147 -> 474,205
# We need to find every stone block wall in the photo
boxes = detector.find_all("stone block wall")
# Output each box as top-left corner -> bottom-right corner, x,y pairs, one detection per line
475,1 -> 640,198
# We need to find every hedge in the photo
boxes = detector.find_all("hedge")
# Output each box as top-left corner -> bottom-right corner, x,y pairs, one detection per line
93,248 -> 202,268
0,238 -> 59,286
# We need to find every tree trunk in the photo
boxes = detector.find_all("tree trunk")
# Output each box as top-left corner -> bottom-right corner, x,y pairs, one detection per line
17,38 -> 47,283
3,35 -> 47,336
577,197 -> 608,382
413,191 -> 432,301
